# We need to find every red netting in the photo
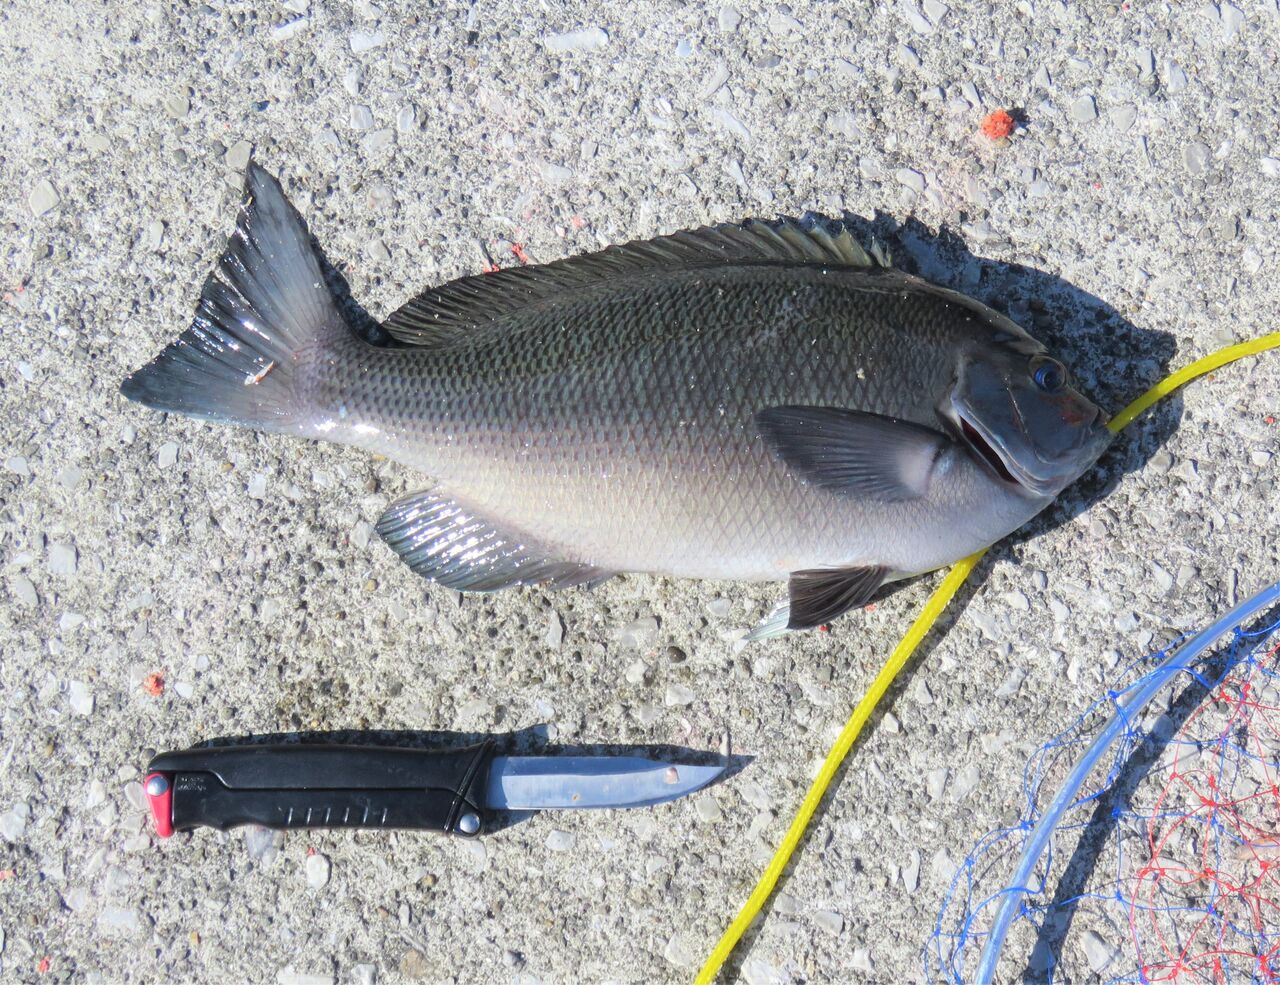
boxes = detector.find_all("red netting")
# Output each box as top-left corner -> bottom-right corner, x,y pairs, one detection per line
1130,640 -> 1280,984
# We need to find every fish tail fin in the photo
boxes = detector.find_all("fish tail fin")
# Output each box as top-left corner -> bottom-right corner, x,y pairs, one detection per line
120,163 -> 349,433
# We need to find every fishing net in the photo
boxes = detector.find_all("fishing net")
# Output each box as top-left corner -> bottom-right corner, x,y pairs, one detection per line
929,597 -> 1280,984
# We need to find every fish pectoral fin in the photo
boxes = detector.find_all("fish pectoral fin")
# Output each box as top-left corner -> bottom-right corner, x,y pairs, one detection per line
786,565 -> 889,631
755,405 -> 949,502
375,489 -> 613,593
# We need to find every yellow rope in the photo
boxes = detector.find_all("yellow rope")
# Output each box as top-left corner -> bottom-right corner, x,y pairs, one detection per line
1105,333 -> 1280,434
695,330 -> 1280,985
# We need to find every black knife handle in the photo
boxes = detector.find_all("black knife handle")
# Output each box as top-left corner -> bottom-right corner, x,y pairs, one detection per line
144,741 -> 494,838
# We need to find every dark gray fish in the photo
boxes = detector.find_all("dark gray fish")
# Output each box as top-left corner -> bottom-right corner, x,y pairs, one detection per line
121,165 -> 1112,635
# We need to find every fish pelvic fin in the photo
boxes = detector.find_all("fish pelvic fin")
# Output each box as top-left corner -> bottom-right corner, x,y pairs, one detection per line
120,163 -> 350,432
376,489 -> 615,593
785,564 -> 888,631
745,564 -> 890,640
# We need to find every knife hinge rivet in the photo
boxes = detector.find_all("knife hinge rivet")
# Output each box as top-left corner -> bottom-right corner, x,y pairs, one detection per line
145,774 -> 169,797
457,812 -> 480,835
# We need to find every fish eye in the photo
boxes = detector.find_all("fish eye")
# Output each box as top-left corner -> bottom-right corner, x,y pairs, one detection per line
1031,358 -> 1067,393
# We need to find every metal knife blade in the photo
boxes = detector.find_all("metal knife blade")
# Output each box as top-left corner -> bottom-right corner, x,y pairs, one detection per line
485,755 -> 725,810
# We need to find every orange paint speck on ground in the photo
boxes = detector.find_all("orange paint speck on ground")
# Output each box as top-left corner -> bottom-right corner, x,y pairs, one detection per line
143,672 -> 165,696
37,958 -> 50,974
980,109 -> 1015,140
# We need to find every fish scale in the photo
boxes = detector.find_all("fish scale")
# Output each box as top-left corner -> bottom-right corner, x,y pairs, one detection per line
121,164 -> 1111,632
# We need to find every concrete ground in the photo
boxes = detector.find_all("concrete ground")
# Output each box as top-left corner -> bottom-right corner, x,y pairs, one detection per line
3,0 -> 1279,982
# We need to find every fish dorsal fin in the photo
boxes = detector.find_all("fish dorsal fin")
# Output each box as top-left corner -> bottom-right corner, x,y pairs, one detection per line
381,215 -> 892,345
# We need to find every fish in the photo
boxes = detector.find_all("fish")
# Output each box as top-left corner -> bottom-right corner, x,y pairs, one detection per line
120,164 -> 1113,635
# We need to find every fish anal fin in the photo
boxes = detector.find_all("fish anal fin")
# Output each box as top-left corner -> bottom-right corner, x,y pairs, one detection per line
786,565 -> 889,631
756,405 -> 949,502
375,490 -> 613,592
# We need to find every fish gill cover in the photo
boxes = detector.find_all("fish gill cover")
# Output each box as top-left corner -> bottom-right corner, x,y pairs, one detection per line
930,595 -> 1280,984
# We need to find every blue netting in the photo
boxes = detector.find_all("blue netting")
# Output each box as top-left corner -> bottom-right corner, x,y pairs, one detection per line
929,586 -> 1280,984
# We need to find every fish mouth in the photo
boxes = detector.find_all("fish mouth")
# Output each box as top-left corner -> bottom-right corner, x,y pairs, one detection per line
959,416 -> 1022,487
950,403 -> 1054,497
952,402 -> 1110,498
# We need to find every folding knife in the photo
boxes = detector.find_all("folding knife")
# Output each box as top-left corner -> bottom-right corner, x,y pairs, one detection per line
143,740 -> 725,838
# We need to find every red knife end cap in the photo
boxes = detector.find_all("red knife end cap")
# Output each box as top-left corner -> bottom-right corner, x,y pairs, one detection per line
144,772 -> 174,838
